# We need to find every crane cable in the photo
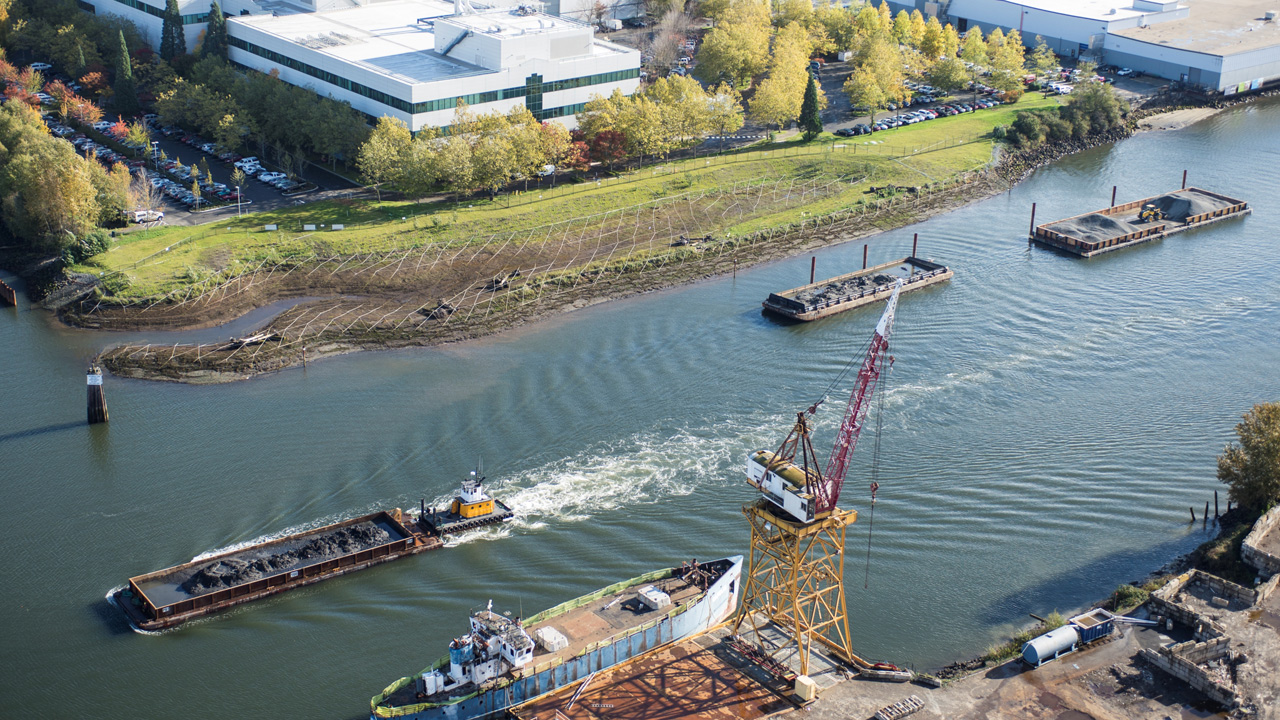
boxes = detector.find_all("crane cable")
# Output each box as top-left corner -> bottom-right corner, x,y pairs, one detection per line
807,334 -> 875,416
865,354 -> 893,590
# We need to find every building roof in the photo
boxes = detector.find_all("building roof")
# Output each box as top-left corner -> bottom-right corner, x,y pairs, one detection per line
1108,0 -> 1280,55
948,0 -> 1176,23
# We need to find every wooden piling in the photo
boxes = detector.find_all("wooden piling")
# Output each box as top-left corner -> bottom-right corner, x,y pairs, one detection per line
1204,502 -> 1210,527
1214,491 -> 1219,519
862,244 -> 868,270
809,256 -> 815,284
1190,506 -> 1196,522
1182,169 -> 1187,189
1029,202 -> 1037,236
912,233 -> 918,257
1111,186 -> 1117,207
0,279 -> 16,306
87,365 -> 108,424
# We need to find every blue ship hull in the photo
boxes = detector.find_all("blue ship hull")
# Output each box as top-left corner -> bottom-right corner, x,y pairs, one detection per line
372,556 -> 742,720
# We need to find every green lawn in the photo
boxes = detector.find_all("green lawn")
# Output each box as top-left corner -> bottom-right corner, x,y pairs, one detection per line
77,94 -> 1059,300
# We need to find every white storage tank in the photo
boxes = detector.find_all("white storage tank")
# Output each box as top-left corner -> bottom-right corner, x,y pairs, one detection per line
1022,625 -> 1080,667
638,585 -> 671,610
534,626 -> 569,652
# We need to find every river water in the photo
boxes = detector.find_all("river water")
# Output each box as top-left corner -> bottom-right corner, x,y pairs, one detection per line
2,99 -> 1278,719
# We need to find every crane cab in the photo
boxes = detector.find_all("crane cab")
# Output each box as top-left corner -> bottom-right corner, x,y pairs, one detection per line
746,450 -> 817,523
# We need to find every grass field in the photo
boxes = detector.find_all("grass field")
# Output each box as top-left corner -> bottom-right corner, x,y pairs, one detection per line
77,94 -> 1060,301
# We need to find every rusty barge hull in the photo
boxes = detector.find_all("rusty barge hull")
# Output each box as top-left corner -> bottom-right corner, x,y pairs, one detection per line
762,256 -> 952,322
1031,187 -> 1250,258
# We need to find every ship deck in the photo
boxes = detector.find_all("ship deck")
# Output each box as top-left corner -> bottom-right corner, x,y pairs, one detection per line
512,632 -> 790,720
385,569 -> 715,708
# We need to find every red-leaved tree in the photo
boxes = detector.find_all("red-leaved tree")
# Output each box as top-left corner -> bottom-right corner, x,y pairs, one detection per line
589,129 -> 627,171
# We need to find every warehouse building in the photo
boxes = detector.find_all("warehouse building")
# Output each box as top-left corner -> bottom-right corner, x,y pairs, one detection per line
894,0 -> 1280,93
224,0 -> 640,131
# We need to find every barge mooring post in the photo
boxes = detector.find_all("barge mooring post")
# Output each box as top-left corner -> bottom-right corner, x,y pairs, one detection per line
1029,203 -> 1037,236
809,256 -> 815,284
912,233 -> 918,257
1189,506 -> 1196,523
862,244 -> 868,270
1204,502 -> 1210,528
87,365 -> 108,425
1215,491 -> 1219,519
0,279 -> 16,306
1182,170 -> 1187,189
1111,186 -> 1117,207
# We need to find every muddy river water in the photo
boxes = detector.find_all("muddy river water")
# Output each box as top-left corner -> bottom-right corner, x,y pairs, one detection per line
2,99 -> 1278,719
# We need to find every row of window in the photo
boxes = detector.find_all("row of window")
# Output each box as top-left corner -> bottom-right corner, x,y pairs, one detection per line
103,0 -> 209,24
229,36 -> 637,116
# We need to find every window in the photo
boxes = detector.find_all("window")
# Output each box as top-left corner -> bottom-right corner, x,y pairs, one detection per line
103,0 -> 210,24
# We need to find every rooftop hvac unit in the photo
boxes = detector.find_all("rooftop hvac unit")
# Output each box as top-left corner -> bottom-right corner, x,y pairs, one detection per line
1266,10 -> 1277,20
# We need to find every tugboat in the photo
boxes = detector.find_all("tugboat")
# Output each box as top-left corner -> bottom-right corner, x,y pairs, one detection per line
370,557 -> 744,719
418,469 -> 515,536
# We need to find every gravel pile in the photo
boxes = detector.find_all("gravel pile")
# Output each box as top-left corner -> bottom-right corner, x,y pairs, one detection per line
1048,212 -> 1140,243
795,273 -> 897,307
179,522 -> 393,596
1144,192 -> 1227,222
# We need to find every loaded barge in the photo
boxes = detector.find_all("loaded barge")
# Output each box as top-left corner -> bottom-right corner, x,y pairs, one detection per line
370,556 -> 743,720
111,475 -> 513,632
763,256 -> 951,321
1031,187 -> 1250,257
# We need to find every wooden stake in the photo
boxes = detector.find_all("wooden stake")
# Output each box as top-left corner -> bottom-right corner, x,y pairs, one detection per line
1029,202 -> 1037,236
1190,506 -> 1196,522
1111,185 -> 1117,207
1204,502 -> 1210,527
1182,169 -> 1187,189
912,232 -> 918,258
809,256 -> 816,284
862,244 -> 868,270
1214,491 -> 1219,519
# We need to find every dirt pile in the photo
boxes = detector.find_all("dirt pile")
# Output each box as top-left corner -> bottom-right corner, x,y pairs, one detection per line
795,273 -> 897,307
1145,192 -> 1225,222
180,522 -> 392,596
1049,212 -> 1140,242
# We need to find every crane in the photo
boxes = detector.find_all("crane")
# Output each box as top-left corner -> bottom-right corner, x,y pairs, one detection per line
745,279 -> 901,524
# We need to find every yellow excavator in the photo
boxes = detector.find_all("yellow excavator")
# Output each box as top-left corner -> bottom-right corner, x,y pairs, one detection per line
1139,204 -> 1165,223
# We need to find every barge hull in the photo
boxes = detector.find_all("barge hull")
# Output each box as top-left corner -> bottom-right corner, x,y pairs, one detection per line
1031,187 -> 1250,257
114,510 -> 441,631
763,256 -> 952,321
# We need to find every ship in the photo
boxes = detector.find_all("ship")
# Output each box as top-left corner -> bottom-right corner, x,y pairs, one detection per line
111,472 -> 513,632
370,556 -> 744,720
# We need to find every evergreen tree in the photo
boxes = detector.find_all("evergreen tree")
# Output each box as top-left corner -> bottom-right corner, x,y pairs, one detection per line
113,30 -> 138,113
76,43 -> 87,76
799,72 -> 822,139
202,0 -> 229,60
161,0 -> 187,62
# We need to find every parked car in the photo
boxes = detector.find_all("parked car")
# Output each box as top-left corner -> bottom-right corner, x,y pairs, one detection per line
834,127 -> 857,137
1116,67 -> 1134,77
258,171 -> 286,183
30,62 -> 52,71
130,209 -> 164,223
92,120 -> 113,131
852,124 -> 871,135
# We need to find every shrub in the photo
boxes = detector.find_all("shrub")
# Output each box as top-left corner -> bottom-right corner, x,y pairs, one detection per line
1000,88 -> 1024,104
1114,584 -> 1149,610
991,124 -> 1008,139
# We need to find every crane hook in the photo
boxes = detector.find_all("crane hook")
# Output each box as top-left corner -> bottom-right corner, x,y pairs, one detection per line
870,481 -> 879,504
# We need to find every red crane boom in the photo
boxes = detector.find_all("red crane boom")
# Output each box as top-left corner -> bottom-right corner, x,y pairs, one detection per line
814,280 -> 899,513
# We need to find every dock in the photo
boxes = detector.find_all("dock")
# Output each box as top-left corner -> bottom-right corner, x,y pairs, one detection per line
1030,187 -> 1250,257
762,257 -> 952,322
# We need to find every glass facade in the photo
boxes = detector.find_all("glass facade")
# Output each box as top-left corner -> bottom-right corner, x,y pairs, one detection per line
228,36 -> 637,118
104,0 -> 211,24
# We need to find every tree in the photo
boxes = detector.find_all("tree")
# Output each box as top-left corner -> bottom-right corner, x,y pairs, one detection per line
130,168 -> 161,213
356,115 -> 410,200
190,178 -> 201,207
694,0 -> 771,88
645,75 -> 715,151
919,17 -> 944,60
202,0 -> 229,60
799,72 -> 822,139
0,102 -> 101,249
1218,403 -> 1280,512
588,129 -> 627,170
1029,35 -> 1057,82
814,1 -> 857,53
112,30 -> 137,113
749,21 -> 815,131
960,26 -> 988,99
909,10 -> 926,47
928,57 -> 969,96
843,67 -> 886,128
229,166 -> 246,193
941,23 -> 961,58
891,10 -> 912,46
987,29 -> 1026,92
706,83 -> 745,143
161,0 -> 187,62
125,120 -> 150,156
559,140 -> 590,173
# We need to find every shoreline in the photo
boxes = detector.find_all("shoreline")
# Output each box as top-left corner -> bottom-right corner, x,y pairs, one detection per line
20,93 -> 1271,384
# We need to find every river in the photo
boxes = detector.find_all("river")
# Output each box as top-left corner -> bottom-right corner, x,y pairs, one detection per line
1,99 -> 1277,719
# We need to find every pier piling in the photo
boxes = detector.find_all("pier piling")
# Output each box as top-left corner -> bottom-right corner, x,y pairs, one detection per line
809,256 -> 815,284
0,279 -> 15,306
1029,203 -> 1037,236
1205,502 -> 1210,528
912,233 -> 918,257
87,365 -> 108,425
1215,491 -> 1219,519
1190,506 -> 1196,523
862,244 -> 868,270
1182,170 -> 1188,189
1111,186 -> 1117,207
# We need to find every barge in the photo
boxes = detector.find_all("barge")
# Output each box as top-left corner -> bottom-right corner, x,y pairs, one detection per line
370,556 -> 743,720
762,256 -> 951,322
111,474 -> 513,632
1031,187 -> 1250,257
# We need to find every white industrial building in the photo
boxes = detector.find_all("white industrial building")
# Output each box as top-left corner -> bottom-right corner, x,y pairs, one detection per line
894,0 -> 1280,93
81,0 -> 262,52
225,0 -> 640,130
